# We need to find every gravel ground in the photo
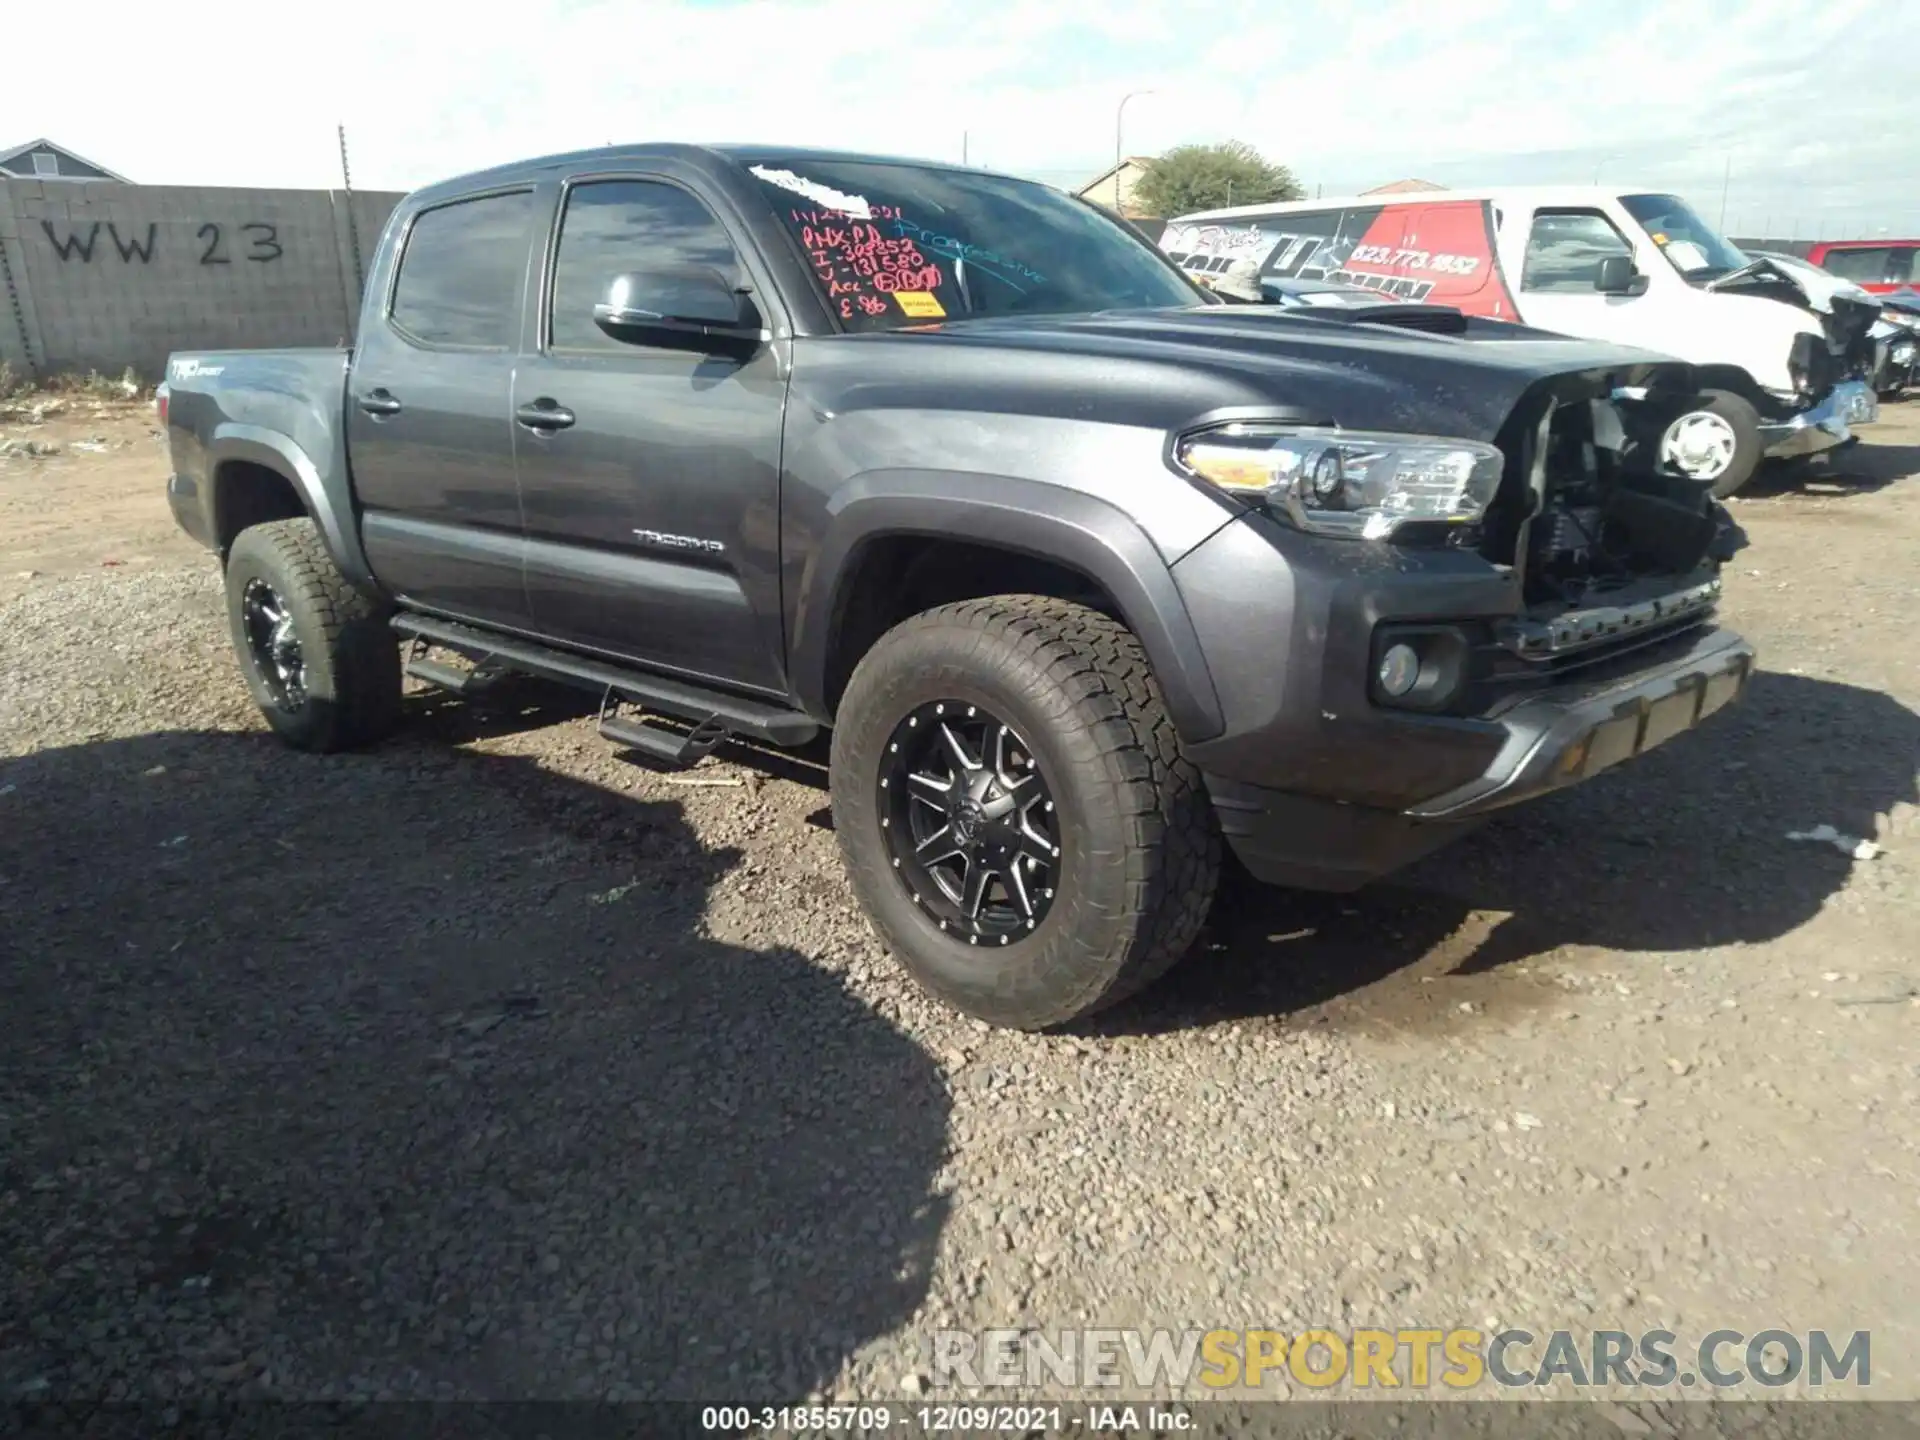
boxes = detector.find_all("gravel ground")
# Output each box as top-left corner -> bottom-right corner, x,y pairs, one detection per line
2,401 -> 1918,1411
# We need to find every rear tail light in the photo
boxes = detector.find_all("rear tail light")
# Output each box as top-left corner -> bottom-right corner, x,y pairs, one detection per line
155,383 -> 169,427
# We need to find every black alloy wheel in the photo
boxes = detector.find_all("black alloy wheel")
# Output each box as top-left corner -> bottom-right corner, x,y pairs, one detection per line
241,577 -> 308,712
879,700 -> 1059,945
222,517 -> 403,752
830,595 -> 1221,1029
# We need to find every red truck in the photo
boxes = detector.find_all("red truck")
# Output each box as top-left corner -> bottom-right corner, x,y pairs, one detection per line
1805,240 -> 1919,294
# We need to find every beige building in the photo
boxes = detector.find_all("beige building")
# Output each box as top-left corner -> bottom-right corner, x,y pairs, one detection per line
1076,157 -> 1156,217
1361,178 -> 1447,195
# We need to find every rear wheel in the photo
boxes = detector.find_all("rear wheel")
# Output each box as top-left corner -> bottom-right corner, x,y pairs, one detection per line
224,517 -> 401,752
1661,389 -> 1762,499
830,596 -> 1220,1030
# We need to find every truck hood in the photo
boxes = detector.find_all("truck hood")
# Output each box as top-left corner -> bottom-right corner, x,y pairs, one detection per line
1706,253 -> 1874,312
1706,255 -> 1881,357
885,305 -> 1694,442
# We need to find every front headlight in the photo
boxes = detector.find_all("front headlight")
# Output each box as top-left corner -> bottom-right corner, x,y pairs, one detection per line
1881,308 -> 1920,331
1173,423 -> 1505,540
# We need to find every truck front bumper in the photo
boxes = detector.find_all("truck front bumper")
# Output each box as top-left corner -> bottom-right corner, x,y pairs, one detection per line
1407,625 -> 1752,818
1170,512 -> 1756,894
1759,379 -> 1878,460
1203,627 -> 1754,892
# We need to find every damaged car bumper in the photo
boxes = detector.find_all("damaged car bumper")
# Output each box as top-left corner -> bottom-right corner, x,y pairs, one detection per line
1759,379 -> 1878,460
1405,625 -> 1755,819
1201,622 -> 1755,893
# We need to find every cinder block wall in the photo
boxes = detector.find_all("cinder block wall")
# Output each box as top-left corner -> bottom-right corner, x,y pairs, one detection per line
0,180 -> 405,380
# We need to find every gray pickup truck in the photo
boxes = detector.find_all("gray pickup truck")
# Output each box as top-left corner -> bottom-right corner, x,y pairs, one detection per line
160,144 -> 1754,1029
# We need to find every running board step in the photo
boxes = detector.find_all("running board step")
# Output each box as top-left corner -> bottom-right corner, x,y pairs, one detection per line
389,613 -> 818,746
402,638 -> 509,696
404,654 -> 486,695
598,709 -> 730,768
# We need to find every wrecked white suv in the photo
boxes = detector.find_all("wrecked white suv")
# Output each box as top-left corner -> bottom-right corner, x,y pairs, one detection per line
1163,187 -> 1881,496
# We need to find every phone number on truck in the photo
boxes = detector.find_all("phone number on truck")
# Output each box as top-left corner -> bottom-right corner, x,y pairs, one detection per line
1347,245 -> 1481,274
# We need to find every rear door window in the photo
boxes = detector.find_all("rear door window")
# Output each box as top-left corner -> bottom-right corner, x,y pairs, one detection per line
389,190 -> 535,350
1521,210 -> 1635,292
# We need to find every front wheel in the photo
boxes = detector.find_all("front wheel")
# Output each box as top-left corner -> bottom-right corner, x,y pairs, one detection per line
830,596 -> 1221,1030
224,517 -> 401,752
1660,389 -> 1763,500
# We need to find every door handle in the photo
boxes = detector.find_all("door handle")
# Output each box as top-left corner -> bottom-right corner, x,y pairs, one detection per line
515,399 -> 576,432
358,389 -> 402,417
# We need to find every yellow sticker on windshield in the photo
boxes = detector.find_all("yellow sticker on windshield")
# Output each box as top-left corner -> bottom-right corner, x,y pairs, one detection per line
895,290 -> 946,318
1651,232 -> 1669,245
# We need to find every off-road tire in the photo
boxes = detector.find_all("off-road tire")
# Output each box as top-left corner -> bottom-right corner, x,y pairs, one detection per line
1663,389 -> 1763,500
224,518 -> 402,752
830,596 -> 1221,1030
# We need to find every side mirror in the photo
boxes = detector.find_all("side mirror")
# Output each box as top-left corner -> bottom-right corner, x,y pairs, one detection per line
593,267 -> 764,350
1595,255 -> 1649,296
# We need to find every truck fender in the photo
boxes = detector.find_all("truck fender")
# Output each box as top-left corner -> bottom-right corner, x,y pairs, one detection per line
207,424 -> 375,589
791,469 -> 1227,742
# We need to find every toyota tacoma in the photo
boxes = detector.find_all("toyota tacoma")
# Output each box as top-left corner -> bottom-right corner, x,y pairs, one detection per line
160,145 -> 1754,1029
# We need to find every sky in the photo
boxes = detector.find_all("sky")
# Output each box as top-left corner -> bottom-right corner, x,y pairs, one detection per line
7,0 -> 1917,239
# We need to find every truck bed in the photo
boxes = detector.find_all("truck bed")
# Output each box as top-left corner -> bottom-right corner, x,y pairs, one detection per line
161,348 -> 366,583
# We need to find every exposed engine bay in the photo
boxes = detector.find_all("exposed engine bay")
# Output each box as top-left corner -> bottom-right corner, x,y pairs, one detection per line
1480,380 -> 1748,658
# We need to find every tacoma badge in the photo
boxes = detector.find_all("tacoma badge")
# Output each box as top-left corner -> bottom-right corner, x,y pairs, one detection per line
633,529 -> 725,554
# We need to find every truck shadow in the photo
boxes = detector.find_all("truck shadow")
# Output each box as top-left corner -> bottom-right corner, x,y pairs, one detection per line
400,679 -> 837,794
404,679 -> 599,743
1097,670 -> 1919,1035
1744,438 -> 1920,497
0,729 -> 949,1402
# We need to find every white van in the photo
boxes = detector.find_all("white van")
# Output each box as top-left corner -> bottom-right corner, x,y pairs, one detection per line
1160,187 -> 1881,496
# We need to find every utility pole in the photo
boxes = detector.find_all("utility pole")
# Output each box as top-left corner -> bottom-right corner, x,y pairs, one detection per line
337,124 -> 364,305
962,131 -> 969,166
1115,90 -> 1155,210
1718,153 -> 1732,230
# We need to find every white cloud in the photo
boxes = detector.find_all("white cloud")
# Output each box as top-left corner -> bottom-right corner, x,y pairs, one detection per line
6,0 -> 1915,235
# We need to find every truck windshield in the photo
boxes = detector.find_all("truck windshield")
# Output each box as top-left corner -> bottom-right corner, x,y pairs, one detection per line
1620,193 -> 1749,281
745,158 -> 1203,331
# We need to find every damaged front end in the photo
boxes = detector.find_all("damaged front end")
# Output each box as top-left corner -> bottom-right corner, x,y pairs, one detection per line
1476,365 -> 1747,680
1707,254 -> 1882,371
1708,254 -> 1883,449
1869,288 -> 1920,397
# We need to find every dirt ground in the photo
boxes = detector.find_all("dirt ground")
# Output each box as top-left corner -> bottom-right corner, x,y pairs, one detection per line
2,394 -> 1917,1413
